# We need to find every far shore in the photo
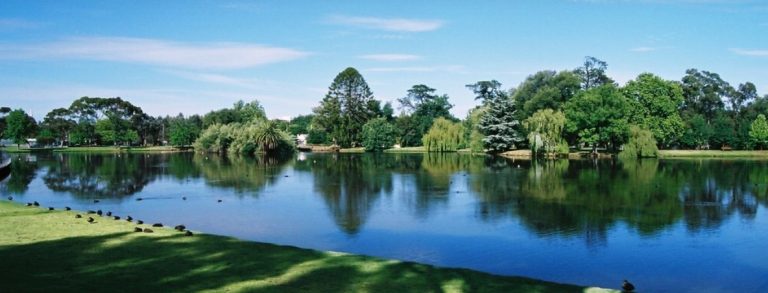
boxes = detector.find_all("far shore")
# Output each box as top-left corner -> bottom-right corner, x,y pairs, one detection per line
0,146 -> 192,153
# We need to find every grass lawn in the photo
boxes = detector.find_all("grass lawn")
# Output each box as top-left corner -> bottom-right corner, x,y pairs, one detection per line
384,146 -> 426,153
0,201 -> 613,292
1,146 -> 190,154
659,150 -> 768,158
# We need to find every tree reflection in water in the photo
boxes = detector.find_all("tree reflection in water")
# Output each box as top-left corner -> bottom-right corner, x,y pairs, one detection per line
195,154 -> 290,195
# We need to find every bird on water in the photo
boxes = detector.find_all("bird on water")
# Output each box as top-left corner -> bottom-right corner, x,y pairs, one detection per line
622,280 -> 635,292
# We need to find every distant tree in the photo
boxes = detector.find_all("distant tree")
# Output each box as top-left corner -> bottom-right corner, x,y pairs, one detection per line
203,100 -> 266,127
564,85 -> 631,152
288,114 -> 314,135
361,117 -> 397,152
466,80 -> 506,105
749,114 -> 768,150
710,113 -> 736,149
41,108 -> 76,146
395,84 -> 455,147
312,67 -> 376,147
3,109 -> 37,147
574,56 -> 615,90
512,70 -> 581,121
679,114 -> 712,149
1,107 -> 12,139
36,128 -> 56,146
252,120 -> 292,154
523,109 -> 567,156
681,69 -> 732,122
464,107 -> 486,153
622,73 -> 685,148
478,96 -> 523,153
733,82 -> 757,114
168,114 -> 200,147
422,117 -> 464,152
619,126 -> 659,158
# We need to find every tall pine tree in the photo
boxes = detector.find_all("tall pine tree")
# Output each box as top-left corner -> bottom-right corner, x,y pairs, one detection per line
312,67 -> 376,147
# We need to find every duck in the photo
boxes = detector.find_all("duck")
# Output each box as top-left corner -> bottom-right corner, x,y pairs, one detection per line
137,220 -> 144,225
65,207 -> 71,211
113,216 -> 121,220
174,225 -> 186,231
143,228 -> 154,233
48,207 -> 54,211
106,211 -> 112,217
7,196 -> 12,201
96,210 -> 103,216
182,197 -> 187,200
126,216 -> 133,222
33,201 -> 40,206
622,280 -> 635,292
93,199 -> 100,203
152,223 -> 163,227
136,197 -> 143,201
134,227 -> 143,232
87,210 -> 96,214
75,214 -> 82,219
87,217 -> 95,223
26,203 -> 33,207
217,199 -> 223,203
184,231 -> 193,236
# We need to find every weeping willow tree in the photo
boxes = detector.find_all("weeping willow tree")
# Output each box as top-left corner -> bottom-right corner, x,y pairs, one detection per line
619,126 -> 659,158
523,109 -> 567,157
422,117 -> 464,152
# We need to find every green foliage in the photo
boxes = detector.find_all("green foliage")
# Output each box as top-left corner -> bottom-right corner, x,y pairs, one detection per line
312,67 -> 376,147
749,114 -> 768,150
395,84 -> 455,147
361,117 -> 397,152
523,109 -> 566,156
3,109 -> 37,146
169,115 -> 200,147
203,100 -> 266,127
512,70 -> 581,120
679,114 -> 712,149
288,114 -> 313,135
710,113 -> 736,149
623,73 -> 685,147
463,107 -> 486,152
466,80 -> 507,105
564,85 -> 631,151
194,121 -> 294,155
574,56 -> 614,90
620,126 -> 659,158
422,117 -> 464,152
475,82 -> 523,153
681,69 -> 731,122
36,128 -> 56,146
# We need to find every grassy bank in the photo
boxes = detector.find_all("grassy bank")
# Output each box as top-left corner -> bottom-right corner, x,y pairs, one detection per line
659,150 -> 768,158
1,146 -> 190,154
0,201 -> 612,292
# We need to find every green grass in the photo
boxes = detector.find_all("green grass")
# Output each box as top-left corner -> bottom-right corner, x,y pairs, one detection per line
339,147 -> 365,153
0,145 -> 30,153
659,150 -> 768,158
384,146 -> 426,153
1,146 -> 190,154
0,201 -> 613,292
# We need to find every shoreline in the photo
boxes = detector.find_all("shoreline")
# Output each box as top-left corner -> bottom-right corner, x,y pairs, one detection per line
0,201 -> 614,292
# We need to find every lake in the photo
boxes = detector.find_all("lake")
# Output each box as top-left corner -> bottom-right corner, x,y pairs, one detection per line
1,152 -> 767,292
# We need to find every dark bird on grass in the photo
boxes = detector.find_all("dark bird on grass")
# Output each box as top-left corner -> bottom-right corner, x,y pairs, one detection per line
152,223 -> 163,227
217,199 -> 223,203
185,231 -> 193,236
126,216 -> 133,222
134,227 -> 143,232
26,203 -> 33,207
106,211 -> 112,217
87,210 -> 96,214
7,196 -> 12,201
137,220 -> 144,225
33,201 -> 39,206
143,228 -> 154,233
48,207 -> 54,211
136,197 -> 143,201
174,225 -> 186,231
96,210 -> 102,216
93,199 -> 100,203
114,216 -> 120,220
622,280 -> 635,292
65,207 -> 71,211
87,217 -> 95,223
75,214 -> 82,219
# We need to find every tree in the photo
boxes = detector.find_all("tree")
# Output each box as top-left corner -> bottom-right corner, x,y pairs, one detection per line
749,114 -> 768,150
679,114 -> 712,149
681,69 -> 732,122
312,67 -> 376,147
564,85 -> 631,152
478,96 -> 523,153
523,109 -> 567,156
466,80 -> 506,105
710,113 -> 736,149
361,117 -> 396,152
288,114 -> 314,135
252,120 -> 292,154
422,117 -> 464,152
619,126 -> 659,158
512,70 -> 581,121
203,100 -> 266,127
168,114 -> 200,147
622,73 -> 685,148
395,84 -> 455,147
3,109 -> 37,147
574,56 -> 614,90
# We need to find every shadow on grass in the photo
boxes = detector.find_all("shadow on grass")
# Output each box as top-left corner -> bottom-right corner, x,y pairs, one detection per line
0,214 -> 590,292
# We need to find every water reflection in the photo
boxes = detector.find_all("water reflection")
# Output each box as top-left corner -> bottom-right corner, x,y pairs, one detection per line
195,154 -> 289,194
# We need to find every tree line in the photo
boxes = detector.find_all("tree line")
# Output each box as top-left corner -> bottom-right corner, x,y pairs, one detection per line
3,57 -> 768,156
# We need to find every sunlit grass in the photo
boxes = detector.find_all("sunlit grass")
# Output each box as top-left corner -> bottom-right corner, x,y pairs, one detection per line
659,150 -> 768,158
0,201 -> 615,292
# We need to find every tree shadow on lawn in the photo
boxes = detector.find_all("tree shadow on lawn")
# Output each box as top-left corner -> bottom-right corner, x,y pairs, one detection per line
0,232 -> 589,292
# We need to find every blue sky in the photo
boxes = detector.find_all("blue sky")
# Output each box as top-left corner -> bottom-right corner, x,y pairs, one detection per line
1,0 -> 767,120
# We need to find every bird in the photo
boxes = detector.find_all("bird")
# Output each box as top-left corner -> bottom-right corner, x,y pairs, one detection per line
75,214 -> 82,219
143,228 -> 154,233
126,216 -> 133,222
106,211 -> 112,217
65,207 -> 71,211
217,199 -> 223,203
87,217 -> 95,223
152,223 -> 163,227
87,210 -> 96,214
113,216 -> 120,220
96,210 -> 103,216
133,227 -> 143,232
174,225 -> 186,231
33,201 -> 39,206
93,199 -> 100,203
26,203 -> 33,207
136,197 -> 143,201
48,207 -> 54,211
185,231 -> 193,236
622,280 -> 635,292
7,196 -> 12,201
137,220 -> 144,225
182,197 -> 187,200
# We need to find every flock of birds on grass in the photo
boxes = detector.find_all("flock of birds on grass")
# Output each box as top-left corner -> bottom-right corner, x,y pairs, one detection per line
5,195 -> 638,292
6,196 -> 200,237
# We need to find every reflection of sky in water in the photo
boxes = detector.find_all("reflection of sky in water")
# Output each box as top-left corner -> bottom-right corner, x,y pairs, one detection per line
3,152 -> 768,292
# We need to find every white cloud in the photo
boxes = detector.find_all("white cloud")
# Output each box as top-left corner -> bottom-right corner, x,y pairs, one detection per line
0,37 -> 310,69
364,65 -> 465,73
730,48 -> 768,57
329,15 -> 444,32
163,70 -> 273,89
359,54 -> 422,61
630,46 -> 658,52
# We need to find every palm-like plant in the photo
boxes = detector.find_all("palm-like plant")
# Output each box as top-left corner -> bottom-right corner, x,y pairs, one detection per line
253,121 -> 283,153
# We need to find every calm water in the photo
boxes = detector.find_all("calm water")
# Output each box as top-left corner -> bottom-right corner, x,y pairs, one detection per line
1,152 -> 767,292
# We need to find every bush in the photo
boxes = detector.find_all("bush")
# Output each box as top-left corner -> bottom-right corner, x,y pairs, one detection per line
619,126 -> 658,158
361,118 -> 396,152
423,118 -> 464,152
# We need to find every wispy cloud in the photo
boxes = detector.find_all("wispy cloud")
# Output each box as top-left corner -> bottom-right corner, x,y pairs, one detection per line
0,18 -> 44,30
163,70 -> 274,89
730,48 -> 768,57
359,54 -> 422,61
0,37 -> 310,69
630,46 -> 659,52
328,15 -> 444,32
364,65 -> 464,73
